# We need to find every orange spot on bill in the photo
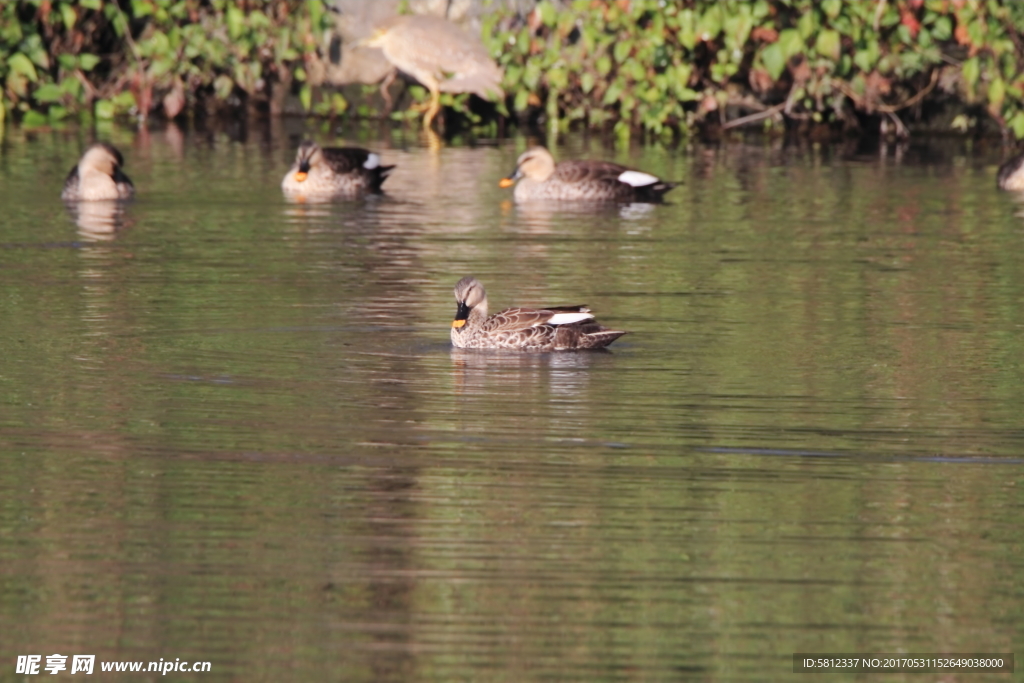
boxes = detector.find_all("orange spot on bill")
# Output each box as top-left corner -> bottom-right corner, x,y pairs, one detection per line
294,171 -> 308,182
451,319 -> 466,328
498,178 -> 515,188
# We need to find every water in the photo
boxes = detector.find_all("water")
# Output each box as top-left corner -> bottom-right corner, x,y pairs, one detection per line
0,122 -> 1021,681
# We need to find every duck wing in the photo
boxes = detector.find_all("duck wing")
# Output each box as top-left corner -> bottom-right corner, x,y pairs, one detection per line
552,160 -> 631,185
320,147 -> 395,190
483,306 -> 594,332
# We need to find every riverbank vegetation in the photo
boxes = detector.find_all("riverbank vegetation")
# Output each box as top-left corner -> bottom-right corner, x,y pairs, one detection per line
3,0 -> 1024,140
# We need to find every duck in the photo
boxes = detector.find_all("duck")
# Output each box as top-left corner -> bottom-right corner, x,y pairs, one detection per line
997,152 -> 1024,190
450,276 -> 627,351
61,143 -> 134,201
281,141 -> 395,196
498,146 -> 676,202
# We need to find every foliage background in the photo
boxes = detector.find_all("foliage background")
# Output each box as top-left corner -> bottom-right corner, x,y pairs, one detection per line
3,0 -> 1024,139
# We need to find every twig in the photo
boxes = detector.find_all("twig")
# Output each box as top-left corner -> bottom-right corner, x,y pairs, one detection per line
722,102 -> 786,129
873,0 -> 887,32
885,110 -> 909,139
831,68 -> 939,114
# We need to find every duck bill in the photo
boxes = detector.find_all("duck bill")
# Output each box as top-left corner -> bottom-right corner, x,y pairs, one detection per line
498,168 -> 521,188
452,301 -> 470,328
294,171 -> 308,182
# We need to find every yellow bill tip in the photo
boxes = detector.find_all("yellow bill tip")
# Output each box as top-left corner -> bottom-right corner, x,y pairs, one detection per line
498,178 -> 515,189
451,319 -> 466,328
294,171 -> 308,182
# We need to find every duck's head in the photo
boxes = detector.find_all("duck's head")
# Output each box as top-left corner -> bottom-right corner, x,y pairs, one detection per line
79,143 -> 125,177
293,141 -> 324,182
499,146 -> 555,187
452,276 -> 487,329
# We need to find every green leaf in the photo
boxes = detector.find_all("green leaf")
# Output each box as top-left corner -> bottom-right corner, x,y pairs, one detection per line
613,39 -> 632,63
214,74 -> 234,99
523,61 -> 541,89
80,0 -> 102,9
853,38 -> 879,72
962,56 -> 979,88
112,91 -> 136,111
724,12 -> 753,50
78,53 -> 101,72
602,81 -> 623,105
697,5 -> 722,41
1010,111 -> 1024,140
299,84 -> 311,111
821,0 -> 842,19
331,92 -> 348,114
815,29 -> 840,61
60,77 -> 82,98
797,9 -> 817,40
778,29 -> 804,61
60,3 -> 77,29
677,9 -> 697,50
131,0 -> 154,17
513,87 -> 530,112
8,53 -> 38,82
988,76 -> 1005,110
33,83 -> 64,103
580,70 -> 594,94
761,43 -> 785,81
932,16 -> 952,41
226,5 -> 245,41
22,110 -> 49,128
546,65 -> 567,90
95,99 -> 114,119
537,0 -> 556,27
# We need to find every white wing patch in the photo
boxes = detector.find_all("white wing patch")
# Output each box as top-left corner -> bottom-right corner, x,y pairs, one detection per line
545,311 -> 595,326
618,170 -> 658,187
363,153 -> 380,170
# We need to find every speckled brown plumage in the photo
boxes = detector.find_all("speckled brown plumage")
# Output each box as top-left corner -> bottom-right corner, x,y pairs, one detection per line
500,146 -> 676,202
450,276 -> 627,351
61,143 -> 134,201
281,141 -> 394,197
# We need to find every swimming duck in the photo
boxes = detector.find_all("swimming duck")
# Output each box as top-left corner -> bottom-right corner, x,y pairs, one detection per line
61,143 -> 134,201
450,276 -> 627,351
281,141 -> 395,196
498,146 -> 676,202
997,152 -> 1024,190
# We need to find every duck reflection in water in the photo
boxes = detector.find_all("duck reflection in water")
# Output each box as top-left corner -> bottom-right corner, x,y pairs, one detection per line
450,346 -> 602,399
67,200 -> 131,241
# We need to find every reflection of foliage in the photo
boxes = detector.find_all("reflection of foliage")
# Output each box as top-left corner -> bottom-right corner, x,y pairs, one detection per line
482,0 -> 1024,139
0,0 -> 334,126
